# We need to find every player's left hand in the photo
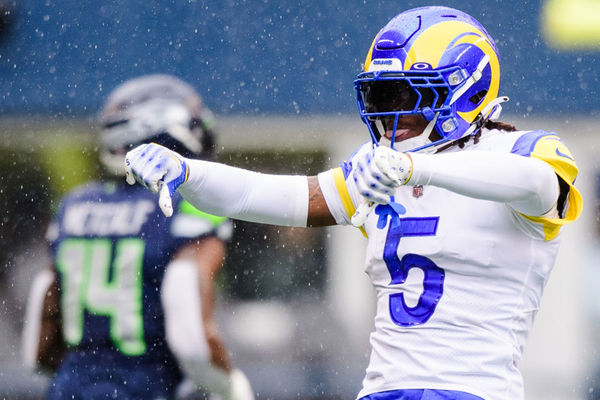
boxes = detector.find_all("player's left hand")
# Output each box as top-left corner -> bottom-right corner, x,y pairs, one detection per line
125,143 -> 189,217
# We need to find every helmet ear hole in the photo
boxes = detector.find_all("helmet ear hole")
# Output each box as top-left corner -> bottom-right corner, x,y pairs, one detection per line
469,90 -> 487,105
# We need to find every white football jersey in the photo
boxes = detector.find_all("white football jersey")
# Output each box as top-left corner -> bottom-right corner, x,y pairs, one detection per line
318,129 -> 582,400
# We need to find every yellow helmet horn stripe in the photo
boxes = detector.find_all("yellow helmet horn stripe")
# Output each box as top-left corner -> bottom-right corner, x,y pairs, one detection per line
406,20 -> 500,123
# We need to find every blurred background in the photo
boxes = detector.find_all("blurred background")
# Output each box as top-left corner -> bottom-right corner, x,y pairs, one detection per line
1,0 -> 600,399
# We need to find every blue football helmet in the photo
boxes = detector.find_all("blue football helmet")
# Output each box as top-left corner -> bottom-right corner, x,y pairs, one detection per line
99,74 -> 216,175
355,6 -> 507,152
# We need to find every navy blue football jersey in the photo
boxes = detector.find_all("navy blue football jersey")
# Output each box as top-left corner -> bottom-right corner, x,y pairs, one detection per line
45,180 -> 232,400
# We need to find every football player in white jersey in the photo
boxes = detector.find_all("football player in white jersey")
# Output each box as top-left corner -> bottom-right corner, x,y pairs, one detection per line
123,6 -> 582,400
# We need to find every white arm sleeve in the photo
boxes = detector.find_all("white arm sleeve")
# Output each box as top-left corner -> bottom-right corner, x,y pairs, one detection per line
408,151 -> 559,216
161,259 -> 254,400
178,159 -> 309,227
22,269 -> 55,372
161,259 -> 231,395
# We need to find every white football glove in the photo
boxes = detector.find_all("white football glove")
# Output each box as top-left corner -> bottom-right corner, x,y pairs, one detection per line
227,369 -> 255,400
125,142 -> 188,217
351,145 -> 413,227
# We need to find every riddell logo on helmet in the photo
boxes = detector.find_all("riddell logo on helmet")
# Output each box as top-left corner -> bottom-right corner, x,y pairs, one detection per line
373,59 -> 393,65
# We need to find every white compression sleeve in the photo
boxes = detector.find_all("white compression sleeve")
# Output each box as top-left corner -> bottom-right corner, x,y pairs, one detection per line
408,151 -> 559,217
178,159 -> 309,227
161,259 -> 231,396
22,269 -> 55,372
162,259 -> 255,400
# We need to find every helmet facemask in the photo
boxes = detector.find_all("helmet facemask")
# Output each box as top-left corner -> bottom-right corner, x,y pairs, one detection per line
356,69 -> 455,152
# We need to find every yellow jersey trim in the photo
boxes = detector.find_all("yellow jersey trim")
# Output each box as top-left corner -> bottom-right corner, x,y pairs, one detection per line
333,167 -> 367,237
517,133 -> 582,241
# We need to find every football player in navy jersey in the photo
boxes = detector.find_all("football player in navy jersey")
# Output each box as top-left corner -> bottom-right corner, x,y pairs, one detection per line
22,74 -> 254,400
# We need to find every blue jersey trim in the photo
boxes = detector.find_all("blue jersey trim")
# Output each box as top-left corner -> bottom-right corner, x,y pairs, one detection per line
555,147 -> 574,161
510,129 -> 556,157
359,388 -> 484,400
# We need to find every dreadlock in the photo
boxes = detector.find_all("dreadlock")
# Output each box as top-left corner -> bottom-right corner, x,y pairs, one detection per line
484,120 -> 518,132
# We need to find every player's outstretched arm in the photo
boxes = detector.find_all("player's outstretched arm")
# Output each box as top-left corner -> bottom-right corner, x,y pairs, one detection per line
352,145 -> 560,218
125,143 -> 337,227
307,176 -> 337,227
408,151 -> 560,216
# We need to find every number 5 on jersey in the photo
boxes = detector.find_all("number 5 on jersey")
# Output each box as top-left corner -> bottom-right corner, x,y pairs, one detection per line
376,208 -> 444,327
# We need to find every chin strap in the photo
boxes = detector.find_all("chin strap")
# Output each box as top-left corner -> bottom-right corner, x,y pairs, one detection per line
481,95 -> 509,121
421,112 -> 440,141
456,95 -> 511,140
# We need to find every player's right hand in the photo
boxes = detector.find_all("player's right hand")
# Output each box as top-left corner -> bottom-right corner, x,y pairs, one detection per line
125,143 -> 189,217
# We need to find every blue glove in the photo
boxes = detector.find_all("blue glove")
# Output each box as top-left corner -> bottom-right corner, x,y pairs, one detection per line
125,143 -> 188,217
